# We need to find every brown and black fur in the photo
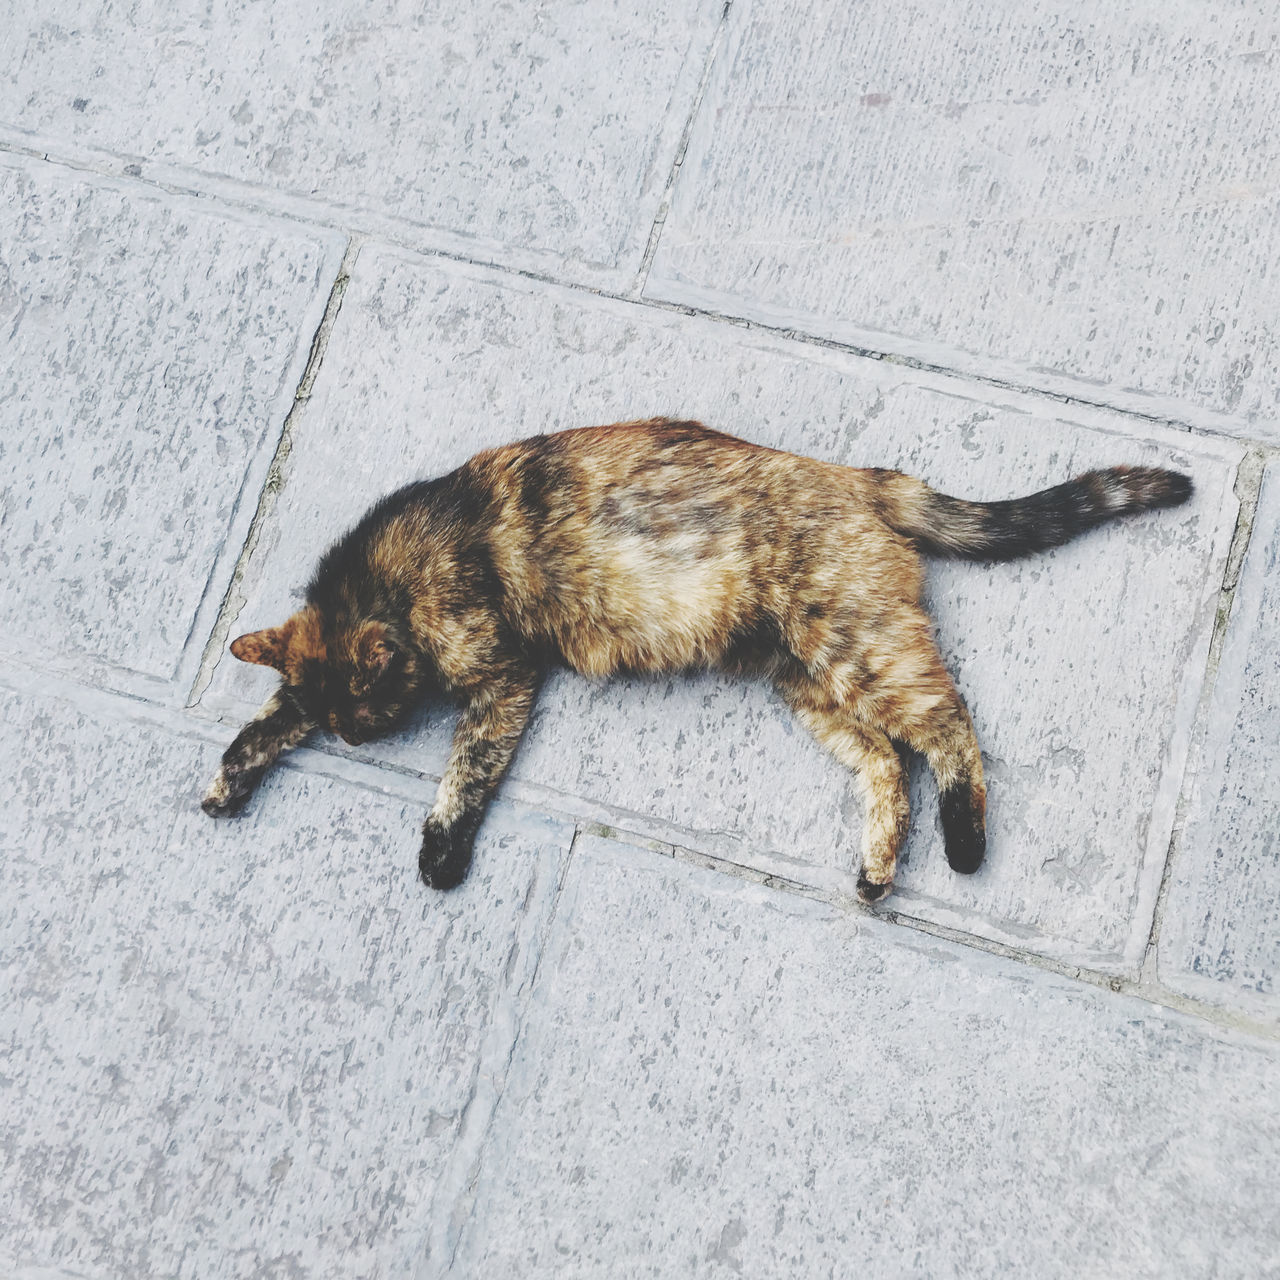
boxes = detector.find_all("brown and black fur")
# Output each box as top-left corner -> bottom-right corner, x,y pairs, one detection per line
203,419 -> 1192,903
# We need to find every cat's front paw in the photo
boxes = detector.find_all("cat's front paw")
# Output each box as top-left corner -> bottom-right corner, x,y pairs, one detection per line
419,819 -> 477,891
201,766 -> 252,818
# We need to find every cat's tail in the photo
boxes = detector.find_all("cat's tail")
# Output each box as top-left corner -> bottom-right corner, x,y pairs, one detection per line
875,466 -> 1193,562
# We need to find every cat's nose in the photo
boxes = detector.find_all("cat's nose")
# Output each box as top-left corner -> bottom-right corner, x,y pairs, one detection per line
328,712 -> 361,745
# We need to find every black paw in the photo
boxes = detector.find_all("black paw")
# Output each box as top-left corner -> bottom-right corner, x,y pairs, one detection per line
939,784 -> 986,874
419,820 -> 478,892
856,873 -> 893,906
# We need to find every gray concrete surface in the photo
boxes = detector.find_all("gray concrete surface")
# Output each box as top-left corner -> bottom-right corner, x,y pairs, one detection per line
0,155 -> 343,699
0,0 -> 722,287
446,836 -> 1280,1280
1,4 -> 1278,1278
649,0 -> 1280,434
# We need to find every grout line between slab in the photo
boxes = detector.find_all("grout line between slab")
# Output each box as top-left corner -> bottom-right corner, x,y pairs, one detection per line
1137,450 -> 1270,983
882,892 -> 1279,1045
633,0 -> 735,297
619,828 -> 1280,1046
184,238 -> 362,708
4,131 -> 1280,451
420,827 -> 583,1280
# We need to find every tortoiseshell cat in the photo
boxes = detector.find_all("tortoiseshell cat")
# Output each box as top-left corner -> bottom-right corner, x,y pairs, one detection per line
203,419 -> 1191,903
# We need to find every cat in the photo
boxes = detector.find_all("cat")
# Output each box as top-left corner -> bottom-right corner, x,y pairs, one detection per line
202,418 -> 1191,904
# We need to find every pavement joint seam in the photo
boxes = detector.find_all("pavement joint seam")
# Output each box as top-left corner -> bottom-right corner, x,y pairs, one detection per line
425,826 -> 585,1279
881,894 -> 1280,1045
569,818 -> 1280,1043
4,132 -> 1280,450
634,0 -> 736,298
628,291 -> 1280,450
1137,449 -> 1270,985
633,829 -> 1280,1046
185,239 -> 361,709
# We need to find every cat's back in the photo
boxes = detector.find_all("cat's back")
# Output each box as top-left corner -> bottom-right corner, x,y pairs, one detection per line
476,417 -> 869,526
470,419 -> 903,676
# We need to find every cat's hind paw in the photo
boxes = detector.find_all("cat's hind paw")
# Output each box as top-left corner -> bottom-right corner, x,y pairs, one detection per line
856,872 -> 894,906
939,782 -> 986,875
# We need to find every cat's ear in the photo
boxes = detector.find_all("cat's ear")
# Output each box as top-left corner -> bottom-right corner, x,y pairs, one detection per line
230,626 -> 291,671
355,621 -> 396,683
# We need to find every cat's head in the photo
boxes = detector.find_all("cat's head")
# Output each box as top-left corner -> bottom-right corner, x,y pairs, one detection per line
230,608 -> 422,746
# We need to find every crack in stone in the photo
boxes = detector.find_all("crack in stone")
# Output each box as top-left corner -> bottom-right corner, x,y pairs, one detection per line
184,238 -> 361,708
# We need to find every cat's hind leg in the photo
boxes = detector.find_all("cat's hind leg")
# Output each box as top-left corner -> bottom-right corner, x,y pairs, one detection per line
858,624 -> 987,877
202,688 -> 315,817
778,678 -> 910,904
903,704 -> 986,876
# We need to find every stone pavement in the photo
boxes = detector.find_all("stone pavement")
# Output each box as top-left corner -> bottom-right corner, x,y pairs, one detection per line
1,3 -> 1278,1277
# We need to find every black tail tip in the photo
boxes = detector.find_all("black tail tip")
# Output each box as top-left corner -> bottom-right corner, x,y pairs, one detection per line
1125,466 -> 1194,510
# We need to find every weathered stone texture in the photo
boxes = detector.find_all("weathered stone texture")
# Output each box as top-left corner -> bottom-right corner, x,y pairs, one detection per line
0,0 -> 1275,1275
0,678 -> 573,1278
446,835 -> 1280,1279
1160,464 -> 1280,1022
0,154 -> 342,694
0,0 -> 723,284
649,0 -> 1280,431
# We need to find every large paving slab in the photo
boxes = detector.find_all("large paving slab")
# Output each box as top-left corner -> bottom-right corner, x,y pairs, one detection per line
202,245 -> 1240,970
0,0 -> 723,287
0,670 -> 574,1279
648,0 -> 1280,435
0,153 -> 343,699
1159,464 -> 1280,1022
442,835 -> 1280,1279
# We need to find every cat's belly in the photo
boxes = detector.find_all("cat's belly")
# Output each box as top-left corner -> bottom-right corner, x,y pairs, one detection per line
547,547 -> 754,679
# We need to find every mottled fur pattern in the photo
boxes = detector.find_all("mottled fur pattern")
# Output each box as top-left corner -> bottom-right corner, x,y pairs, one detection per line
203,419 -> 1192,902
